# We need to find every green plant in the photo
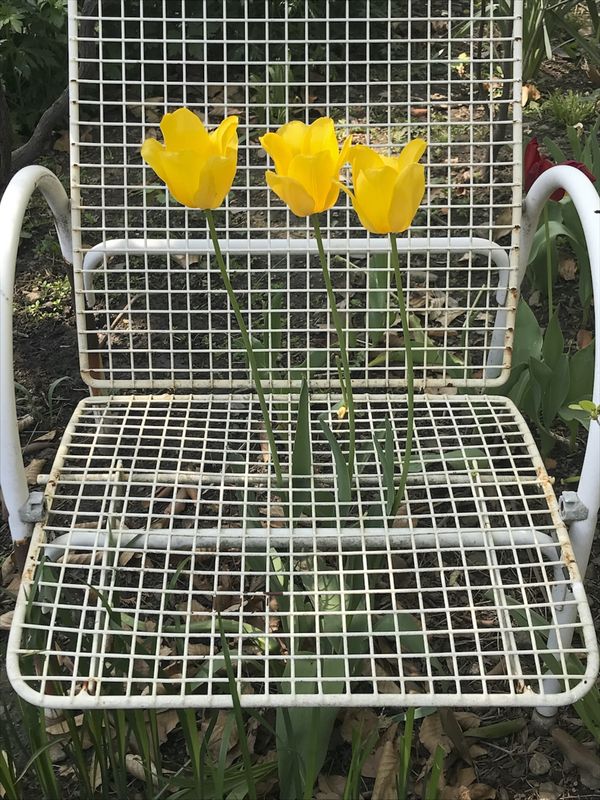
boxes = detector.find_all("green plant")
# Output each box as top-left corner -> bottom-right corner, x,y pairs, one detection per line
542,89 -> 599,127
21,275 -> 71,320
495,300 -> 595,455
494,0 -> 600,81
0,0 -> 67,137
251,61 -> 294,127
540,120 -> 600,314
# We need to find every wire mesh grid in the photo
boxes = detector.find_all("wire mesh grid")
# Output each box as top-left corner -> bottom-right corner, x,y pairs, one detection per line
79,241 -> 515,389
9,394 -> 597,708
69,0 -> 523,389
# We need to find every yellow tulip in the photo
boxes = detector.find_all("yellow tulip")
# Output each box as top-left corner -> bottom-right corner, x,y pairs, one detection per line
260,117 -> 351,216
343,139 -> 427,234
141,108 -> 238,209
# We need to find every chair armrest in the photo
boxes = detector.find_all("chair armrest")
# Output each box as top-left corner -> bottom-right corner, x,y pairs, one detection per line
0,166 -> 72,547
520,164 -> 600,574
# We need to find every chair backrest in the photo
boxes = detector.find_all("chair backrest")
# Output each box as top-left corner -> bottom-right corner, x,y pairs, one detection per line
70,0 -> 522,391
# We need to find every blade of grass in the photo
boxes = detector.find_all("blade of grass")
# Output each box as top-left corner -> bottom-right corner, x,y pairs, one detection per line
373,416 -> 396,516
16,700 -> 62,800
424,744 -> 445,800
397,707 -> 415,799
318,413 -> 351,515
0,747 -> 21,800
291,378 -> 312,520
218,616 -> 257,800
343,724 -> 379,800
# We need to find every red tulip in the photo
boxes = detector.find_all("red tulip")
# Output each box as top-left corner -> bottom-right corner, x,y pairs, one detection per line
524,137 -> 597,201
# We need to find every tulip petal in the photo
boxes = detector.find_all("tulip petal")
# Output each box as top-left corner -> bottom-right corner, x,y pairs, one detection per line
355,166 -> 398,232
339,181 -> 383,234
260,132 -> 295,174
307,116 -> 338,158
276,120 -> 309,157
160,107 -> 209,153
336,135 -> 353,171
193,154 -> 237,209
288,151 -> 338,212
211,115 -> 239,155
394,138 -> 428,172
155,149 -> 204,207
388,163 -> 426,233
265,170 -> 316,217
351,195 -> 389,235
320,180 -> 341,213
349,145 -> 384,184
141,138 -> 170,184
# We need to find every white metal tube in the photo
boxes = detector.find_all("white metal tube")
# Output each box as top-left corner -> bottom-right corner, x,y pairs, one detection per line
521,165 -> 600,713
82,235 -> 510,307
41,526 -> 562,564
0,166 -> 72,543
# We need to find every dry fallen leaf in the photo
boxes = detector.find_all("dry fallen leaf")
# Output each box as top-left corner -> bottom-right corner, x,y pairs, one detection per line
316,773 -> 347,800
552,727 -> 600,789
577,329 -> 593,350
53,131 -> 70,152
155,709 -> 179,745
372,740 -> 399,800
22,429 -> 57,455
341,708 -> 381,743
25,458 -> 46,486
88,755 -> 103,792
361,723 -> 399,779
0,611 -> 14,630
521,82 -> 541,106
1,554 -> 16,586
125,753 -> 158,785
558,256 -> 577,281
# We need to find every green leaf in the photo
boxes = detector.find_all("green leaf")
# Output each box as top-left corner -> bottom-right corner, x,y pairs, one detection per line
512,300 -> 543,367
542,312 -> 564,371
291,350 -> 328,382
291,379 -> 312,519
542,353 -> 569,428
367,253 -> 390,347
276,658 -> 344,799
318,414 -> 351,513
529,355 -> 552,391
373,416 -> 396,515
269,293 -> 283,370
300,567 -> 345,653
566,341 -> 595,404
542,136 -> 567,163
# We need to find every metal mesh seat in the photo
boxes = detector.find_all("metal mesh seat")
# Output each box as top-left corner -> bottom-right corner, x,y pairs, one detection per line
8,393 -> 597,708
4,0 -> 599,710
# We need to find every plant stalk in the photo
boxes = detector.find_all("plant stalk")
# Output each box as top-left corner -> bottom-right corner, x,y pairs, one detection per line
390,234 -> 414,517
543,205 -> 553,315
206,210 -> 283,487
311,214 -> 356,479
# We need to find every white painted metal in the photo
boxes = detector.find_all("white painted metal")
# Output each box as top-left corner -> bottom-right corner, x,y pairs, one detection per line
0,166 -> 72,543
6,0 -> 600,710
66,0 -> 523,391
520,164 -> 600,714
7,394 -> 598,708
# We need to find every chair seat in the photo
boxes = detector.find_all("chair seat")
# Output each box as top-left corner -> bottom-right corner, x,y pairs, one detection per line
8,393 -> 597,709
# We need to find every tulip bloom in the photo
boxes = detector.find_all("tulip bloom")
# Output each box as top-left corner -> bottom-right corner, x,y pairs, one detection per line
141,108 -> 238,209
260,117 -> 351,216
343,140 -> 427,235
524,138 -> 596,201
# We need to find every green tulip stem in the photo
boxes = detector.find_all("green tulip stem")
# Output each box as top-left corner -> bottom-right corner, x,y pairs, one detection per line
311,214 -> 356,480
390,233 -> 414,517
543,205 -> 553,315
206,210 -> 283,488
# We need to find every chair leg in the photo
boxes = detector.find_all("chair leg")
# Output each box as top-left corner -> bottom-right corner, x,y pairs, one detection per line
536,423 -> 600,718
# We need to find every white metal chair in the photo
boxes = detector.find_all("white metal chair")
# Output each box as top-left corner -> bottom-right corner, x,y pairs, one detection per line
2,0 -> 599,713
